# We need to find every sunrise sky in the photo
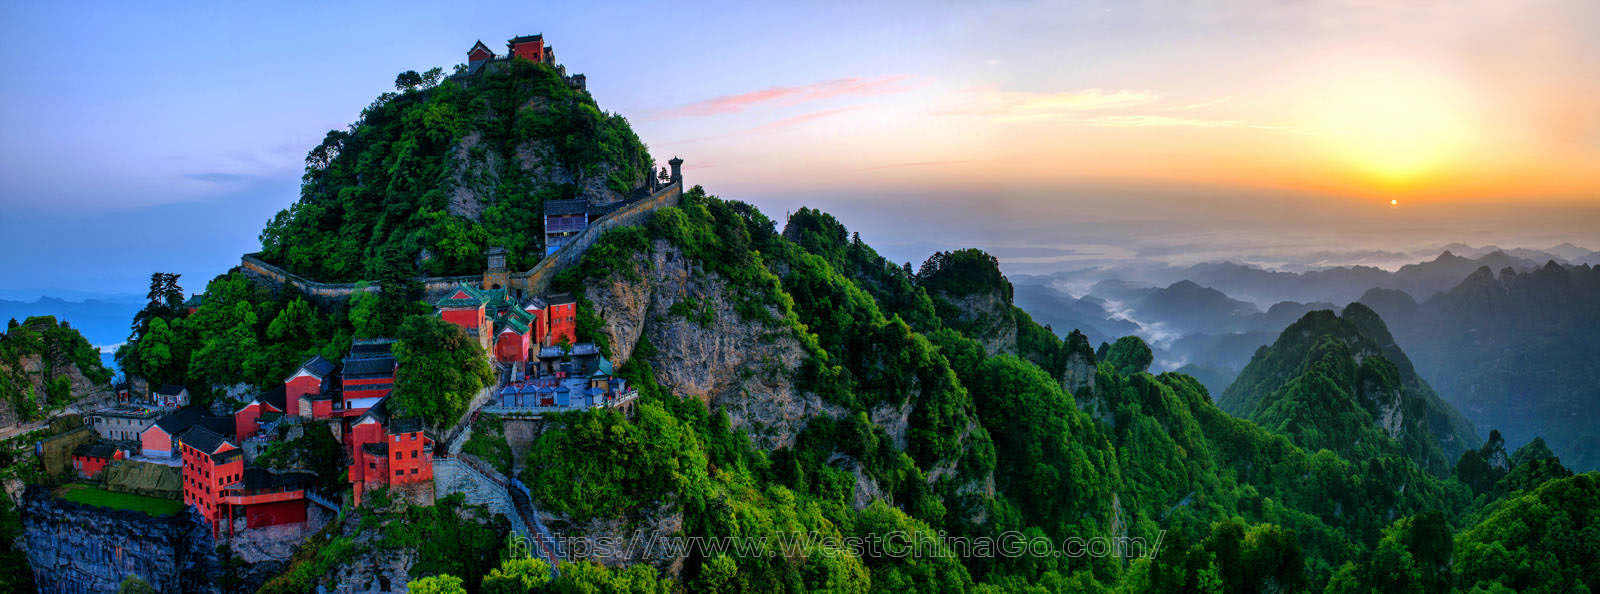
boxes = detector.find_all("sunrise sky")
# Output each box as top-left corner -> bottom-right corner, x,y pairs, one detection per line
1,0 -> 1596,294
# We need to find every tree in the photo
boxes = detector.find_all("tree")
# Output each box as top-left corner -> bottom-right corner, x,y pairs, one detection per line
407,574 -> 466,594
481,558 -> 551,593
395,70 -> 424,92
118,576 -> 157,594
391,315 -> 492,428
1103,335 -> 1153,376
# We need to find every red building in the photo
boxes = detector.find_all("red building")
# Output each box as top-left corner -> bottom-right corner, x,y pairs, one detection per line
347,397 -> 435,505
285,355 -> 336,418
142,406 -> 231,459
340,339 -> 397,416
71,444 -> 124,478
492,307 -> 537,363
546,293 -> 577,346
437,285 -> 489,339
234,386 -> 287,440
219,469 -> 314,537
507,34 -> 548,64
467,40 -> 496,67
179,426 -> 244,538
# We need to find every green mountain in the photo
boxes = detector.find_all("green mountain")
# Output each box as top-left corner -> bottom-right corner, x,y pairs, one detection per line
1,315 -> 113,423
1360,262 -> 1600,470
1219,304 -> 1479,475
257,59 -> 653,281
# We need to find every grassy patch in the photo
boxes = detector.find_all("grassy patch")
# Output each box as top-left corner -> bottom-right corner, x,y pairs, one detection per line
57,483 -> 184,517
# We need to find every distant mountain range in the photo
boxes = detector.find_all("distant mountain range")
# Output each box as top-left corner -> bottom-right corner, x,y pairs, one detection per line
1013,248 -> 1600,471
1360,262 -> 1600,471
0,296 -> 143,348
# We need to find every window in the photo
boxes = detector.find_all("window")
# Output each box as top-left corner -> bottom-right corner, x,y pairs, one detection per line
395,470 -> 403,477
411,450 -> 418,459
411,468 -> 418,475
394,452 -> 402,460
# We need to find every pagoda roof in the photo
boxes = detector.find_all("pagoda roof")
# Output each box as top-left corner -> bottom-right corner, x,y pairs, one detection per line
547,292 -> 576,306
342,355 -> 396,378
508,34 -> 544,44
293,355 -> 337,379
155,384 -> 187,397
152,406 -> 206,436
258,385 -> 288,413
436,283 -> 491,308
181,425 -> 233,456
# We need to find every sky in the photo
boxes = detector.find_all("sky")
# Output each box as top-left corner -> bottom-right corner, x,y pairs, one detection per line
1,0 -> 1597,297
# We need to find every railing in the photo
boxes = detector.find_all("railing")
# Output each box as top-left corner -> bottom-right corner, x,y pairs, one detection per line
305,490 -> 339,511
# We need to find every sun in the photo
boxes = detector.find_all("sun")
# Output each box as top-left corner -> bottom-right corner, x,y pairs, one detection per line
1306,69 -> 1475,187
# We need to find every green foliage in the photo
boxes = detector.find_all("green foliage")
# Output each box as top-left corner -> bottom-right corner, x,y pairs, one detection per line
462,413 -> 514,476
0,314 -> 111,419
915,249 -> 1010,300
1454,472 -> 1600,593
521,401 -> 708,521
481,558 -> 551,593
117,576 -> 157,594
115,271 -> 344,401
255,423 -> 346,494
407,574 -> 466,594
57,484 -> 184,517
391,314 -> 493,428
260,58 -> 652,281
1102,336 -> 1153,376
0,489 -> 34,592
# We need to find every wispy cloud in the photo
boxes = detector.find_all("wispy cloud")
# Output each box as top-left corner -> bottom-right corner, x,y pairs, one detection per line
656,76 -> 914,118
657,107 -> 864,146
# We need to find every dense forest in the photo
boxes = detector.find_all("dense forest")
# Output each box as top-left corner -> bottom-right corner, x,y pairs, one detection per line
257,60 -> 653,281
403,188 -> 1594,592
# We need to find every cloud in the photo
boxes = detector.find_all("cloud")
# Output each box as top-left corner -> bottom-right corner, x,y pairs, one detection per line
656,76 -> 914,119
655,106 -> 864,146
942,88 -> 1161,122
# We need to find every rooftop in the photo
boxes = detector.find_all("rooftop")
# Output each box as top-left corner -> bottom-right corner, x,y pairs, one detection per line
544,199 -> 588,217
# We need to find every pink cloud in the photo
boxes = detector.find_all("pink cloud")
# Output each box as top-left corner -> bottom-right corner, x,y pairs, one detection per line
656,76 -> 913,118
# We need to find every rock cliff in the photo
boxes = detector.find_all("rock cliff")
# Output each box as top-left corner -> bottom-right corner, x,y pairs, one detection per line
21,486 -> 220,593
584,240 -> 845,451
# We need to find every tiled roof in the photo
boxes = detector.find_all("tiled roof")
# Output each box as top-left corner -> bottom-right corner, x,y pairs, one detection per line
237,468 -> 313,491
348,338 -> 396,358
436,283 -> 490,308
547,292 -> 576,306
214,449 -> 243,464
195,416 -> 235,439
543,199 -> 588,216
295,355 -> 337,379
181,425 -> 232,455
508,34 -> 543,44
259,385 -> 287,413
155,384 -> 186,396
496,307 -> 535,335
342,356 -> 396,378
152,406 -> 206,435
389,416 -> 425,435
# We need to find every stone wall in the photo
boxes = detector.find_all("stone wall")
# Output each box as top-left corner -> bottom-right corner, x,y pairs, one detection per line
239,180 -> 682,310
22,486 -> 220,593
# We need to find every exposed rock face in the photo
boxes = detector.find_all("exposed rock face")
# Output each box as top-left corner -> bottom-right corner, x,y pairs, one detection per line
0,351 -> 114,426
545,503 -> 686,576
442,119 -> 646,225
584,240 -> 845,450
21,486 -> 220,593
934,290 -> 1018,357
1061,330 -> 1098,398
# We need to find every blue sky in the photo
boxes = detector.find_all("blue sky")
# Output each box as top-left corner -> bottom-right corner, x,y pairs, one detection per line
2,1 -> 1596,297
